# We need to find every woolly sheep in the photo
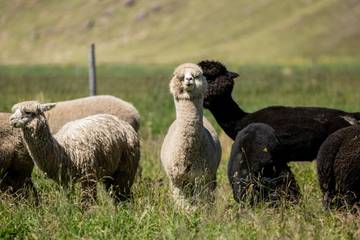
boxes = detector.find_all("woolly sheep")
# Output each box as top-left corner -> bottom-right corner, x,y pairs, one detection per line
0,113 -> 37,201
317,118 -> 360,209
228,123 -> 300,205
10,101 -> 140,206
161,63 -> 221,210
1,95 -> 139,202
45,95 -> 140,133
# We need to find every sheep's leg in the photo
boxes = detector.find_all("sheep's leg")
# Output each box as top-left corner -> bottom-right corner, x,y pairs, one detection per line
197,176 -> 216,204
105,170 -> 133,203
278,165 -> 300,203
23,177 -> 40,205
80,178 -> 97,208
170,182 -> 194,211
1,173 -> 39,204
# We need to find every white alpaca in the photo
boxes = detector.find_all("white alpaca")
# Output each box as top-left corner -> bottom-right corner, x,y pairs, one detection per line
10,101 -> 140,206
161,63 -> 221,209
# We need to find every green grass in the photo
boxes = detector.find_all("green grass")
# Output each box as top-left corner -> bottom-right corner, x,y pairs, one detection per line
0,0 -> 360,64
1,63 -> 360,239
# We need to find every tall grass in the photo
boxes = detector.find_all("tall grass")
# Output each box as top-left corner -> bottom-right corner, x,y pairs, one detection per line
1,63 -> 360,239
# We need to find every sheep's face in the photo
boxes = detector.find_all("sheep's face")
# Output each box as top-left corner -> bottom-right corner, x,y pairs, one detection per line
231,124 -> 278,178
170,63 -> 207,100
198,60 -> 239,109
9,101 -> 56,129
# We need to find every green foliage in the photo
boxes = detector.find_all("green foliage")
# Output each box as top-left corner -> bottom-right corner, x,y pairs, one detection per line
1,63 -> 360,239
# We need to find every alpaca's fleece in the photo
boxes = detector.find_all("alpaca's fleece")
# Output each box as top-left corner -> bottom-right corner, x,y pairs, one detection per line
199,60 -> 238,109
198,60 -> 360,204
10,101 -> 140,204
161,63 -> 221,209
0,95 -> 139,199
228,123 -> 300,205
46,95 -> 140,133
317,125 -> 360,208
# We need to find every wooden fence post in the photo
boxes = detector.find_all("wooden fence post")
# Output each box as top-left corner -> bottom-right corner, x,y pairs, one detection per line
88,43 -> 97,96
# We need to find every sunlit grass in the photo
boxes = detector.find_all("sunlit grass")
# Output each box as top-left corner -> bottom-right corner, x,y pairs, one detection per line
1,63 -> 360,239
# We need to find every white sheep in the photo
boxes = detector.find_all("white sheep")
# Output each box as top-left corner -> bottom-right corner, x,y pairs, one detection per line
0,95 -> 140,201
9,101 -> 140,206
45,95 -> 140,133
161,63 -> 221,209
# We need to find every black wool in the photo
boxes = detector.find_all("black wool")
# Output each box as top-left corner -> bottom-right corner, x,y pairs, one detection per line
228,123 -> 300,204
317,125 -> 360,209
198,60 -> 360,163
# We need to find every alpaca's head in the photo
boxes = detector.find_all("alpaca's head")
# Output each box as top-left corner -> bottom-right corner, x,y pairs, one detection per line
9,101 -> 56,129
197,60 -> 239,108
170,63 -> 207,100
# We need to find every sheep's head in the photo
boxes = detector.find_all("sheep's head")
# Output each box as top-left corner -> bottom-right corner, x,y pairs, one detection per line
9,101 -> 56,129
198,60 -> 239,109
170,63 -> 207,100
231,123 -> 278,177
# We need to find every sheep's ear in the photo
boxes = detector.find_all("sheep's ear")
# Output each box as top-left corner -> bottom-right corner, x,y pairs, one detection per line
38,103 -> 56,113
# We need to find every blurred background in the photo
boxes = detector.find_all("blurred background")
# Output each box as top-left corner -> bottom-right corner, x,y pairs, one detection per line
1,0 -> 359,65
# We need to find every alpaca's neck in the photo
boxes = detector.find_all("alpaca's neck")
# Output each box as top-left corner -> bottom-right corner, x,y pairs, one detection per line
173,97 -> 205,169
175,97 -> 203,132
208,96 -> 247,140
21,121 -> 70,184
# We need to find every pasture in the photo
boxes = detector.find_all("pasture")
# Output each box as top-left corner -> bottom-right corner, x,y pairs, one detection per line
1,62 -> 360,239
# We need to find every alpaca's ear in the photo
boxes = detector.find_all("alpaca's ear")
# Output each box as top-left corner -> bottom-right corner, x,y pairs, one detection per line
38,103 -> 56,113
11,105 -> 18,113
227,71 -> 239,79
169,76 -> 181,96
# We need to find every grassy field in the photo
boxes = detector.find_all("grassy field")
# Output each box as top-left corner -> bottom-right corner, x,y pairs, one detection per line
1,63 -> 360,239
1,0 -> 360,64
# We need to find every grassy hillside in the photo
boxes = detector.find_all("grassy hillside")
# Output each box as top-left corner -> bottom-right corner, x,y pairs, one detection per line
0,0 -> 360,64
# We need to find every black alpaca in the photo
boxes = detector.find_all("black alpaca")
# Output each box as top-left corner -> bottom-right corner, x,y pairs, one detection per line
317,123 -> 360,209
228,123 -> 300,204
199,60 -> 360,163
198,60 -> 360,203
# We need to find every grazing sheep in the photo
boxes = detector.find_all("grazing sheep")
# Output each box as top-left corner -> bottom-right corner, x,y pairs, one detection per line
0,95 -> 140,200
228,123 -> 300,205
161,63 -> 221,209
45,95 -> 140,133
10,101 -> 140,206
0,113 -> 38,201
198,60 -> 360,202
317,119 -> 360,209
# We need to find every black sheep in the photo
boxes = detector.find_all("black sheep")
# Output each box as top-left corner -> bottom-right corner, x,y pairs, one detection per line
198,60 -> 360,163
228,123 -> 300,204
317,122 -> 360,209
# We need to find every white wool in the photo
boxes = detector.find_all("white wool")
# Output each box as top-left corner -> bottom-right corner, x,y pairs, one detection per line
161,63 -> 221,209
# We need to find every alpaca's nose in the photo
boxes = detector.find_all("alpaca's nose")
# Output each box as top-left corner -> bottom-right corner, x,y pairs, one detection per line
185,76 -> 193,81
184,77 -> 194,86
